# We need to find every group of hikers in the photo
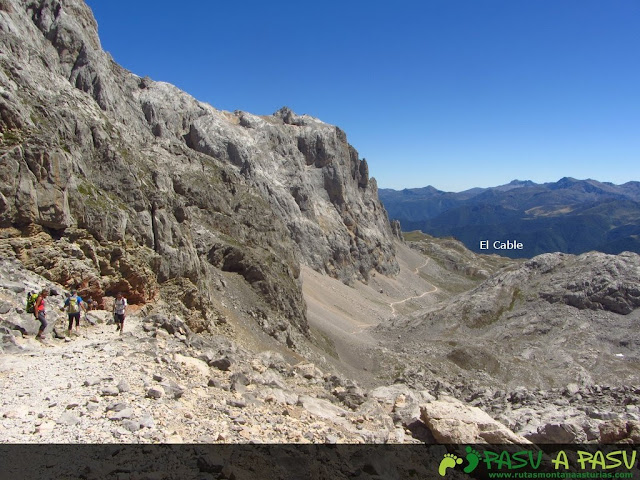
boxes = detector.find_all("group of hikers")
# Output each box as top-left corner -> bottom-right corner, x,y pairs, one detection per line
29,289 -> 128,342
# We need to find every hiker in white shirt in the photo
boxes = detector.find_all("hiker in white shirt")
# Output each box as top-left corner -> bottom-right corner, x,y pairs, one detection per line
113,292 -> 127,335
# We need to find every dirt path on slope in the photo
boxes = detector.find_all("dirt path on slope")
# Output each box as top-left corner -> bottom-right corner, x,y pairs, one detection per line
389,259 -> 438,317
302,243 -> 439,382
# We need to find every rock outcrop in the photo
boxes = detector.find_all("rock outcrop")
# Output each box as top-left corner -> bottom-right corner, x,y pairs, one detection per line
378,248 -> 640,390
533,252 -> 640,314
0,0 -> 398,343
426,250 -> 640,327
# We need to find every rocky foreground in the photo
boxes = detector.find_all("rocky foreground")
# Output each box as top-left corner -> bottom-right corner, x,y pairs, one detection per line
3,256 -> 640,446
0,256 -> 431,444
0,259 -> 401,444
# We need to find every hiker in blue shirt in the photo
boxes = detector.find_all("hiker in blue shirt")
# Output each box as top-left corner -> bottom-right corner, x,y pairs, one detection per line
64,290 -> 86,335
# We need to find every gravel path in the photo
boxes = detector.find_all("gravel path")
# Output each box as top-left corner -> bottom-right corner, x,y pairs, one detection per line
0,309 -> 402,444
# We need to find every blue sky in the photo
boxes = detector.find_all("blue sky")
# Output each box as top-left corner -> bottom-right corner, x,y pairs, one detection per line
85,0 -> 640,192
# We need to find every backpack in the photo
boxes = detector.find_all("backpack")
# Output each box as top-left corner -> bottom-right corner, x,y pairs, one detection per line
26,292 -> 38,314
68,296 -> 79,313
114,297 -> 127,315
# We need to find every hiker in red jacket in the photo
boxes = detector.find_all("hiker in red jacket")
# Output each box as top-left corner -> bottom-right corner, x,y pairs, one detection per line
34,289 -> 49,341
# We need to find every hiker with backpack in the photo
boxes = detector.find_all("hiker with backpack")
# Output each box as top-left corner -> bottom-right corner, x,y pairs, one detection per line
26,291 -> 38,316
63,289 -> 86,335
33,289 -> 49,341
113,292 -> 127,335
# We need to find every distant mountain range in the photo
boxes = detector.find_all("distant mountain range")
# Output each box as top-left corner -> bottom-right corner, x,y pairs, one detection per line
380,178 -> 640,258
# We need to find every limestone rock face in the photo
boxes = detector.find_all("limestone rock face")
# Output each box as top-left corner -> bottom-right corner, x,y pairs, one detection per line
0,0 -> 398,343
533,252 -> 640,315
390,220 -> 403,241
424,251 -> 640,326
235,107 -> 398,283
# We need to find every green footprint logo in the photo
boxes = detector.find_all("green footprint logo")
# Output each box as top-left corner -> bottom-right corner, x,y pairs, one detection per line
438,453 -> 463,476
438,447 -> 481,476
464,446 -> 481,474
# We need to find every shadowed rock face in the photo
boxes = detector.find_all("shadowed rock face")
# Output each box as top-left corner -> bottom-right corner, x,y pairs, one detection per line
0,0 -> 397,343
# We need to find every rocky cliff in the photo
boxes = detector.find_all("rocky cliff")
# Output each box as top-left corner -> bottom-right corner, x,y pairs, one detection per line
0,0 -> 397,343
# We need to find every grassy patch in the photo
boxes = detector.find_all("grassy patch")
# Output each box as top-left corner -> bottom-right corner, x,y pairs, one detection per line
76,182 -> 127,212
77,183 -> 95,196
402,230 -> 431,242
508,287 -> 523,312
0,129 -> 23,146
468,287 -> 524,328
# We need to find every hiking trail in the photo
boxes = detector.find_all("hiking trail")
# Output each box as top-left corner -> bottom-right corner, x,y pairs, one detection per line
348,259 -> 437,334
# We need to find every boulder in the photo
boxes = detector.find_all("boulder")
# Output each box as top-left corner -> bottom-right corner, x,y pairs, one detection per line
101,386 -> 120,397
56,412 -> 81,426
294,362 -> 322,380
122,420 -> 141,432
210,357 -> 232,372
254,370 -> 287,390
0,302 -> 12,315
298,395 -> 348,424
83,377 -> 102,387
0,326 -> 20,353
420,396 -> 531,444
1,315 -> 40,336
109,409 -> 134,421
161,381 -> 185,399
174,353 -> 210,376
261,388 -> 298,406
599,420 -> 640,443
370,384 -> 422,405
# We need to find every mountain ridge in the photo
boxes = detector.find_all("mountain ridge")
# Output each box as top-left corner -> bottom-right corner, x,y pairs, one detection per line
382,177 -> 640,201
380,177 -> 640,258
